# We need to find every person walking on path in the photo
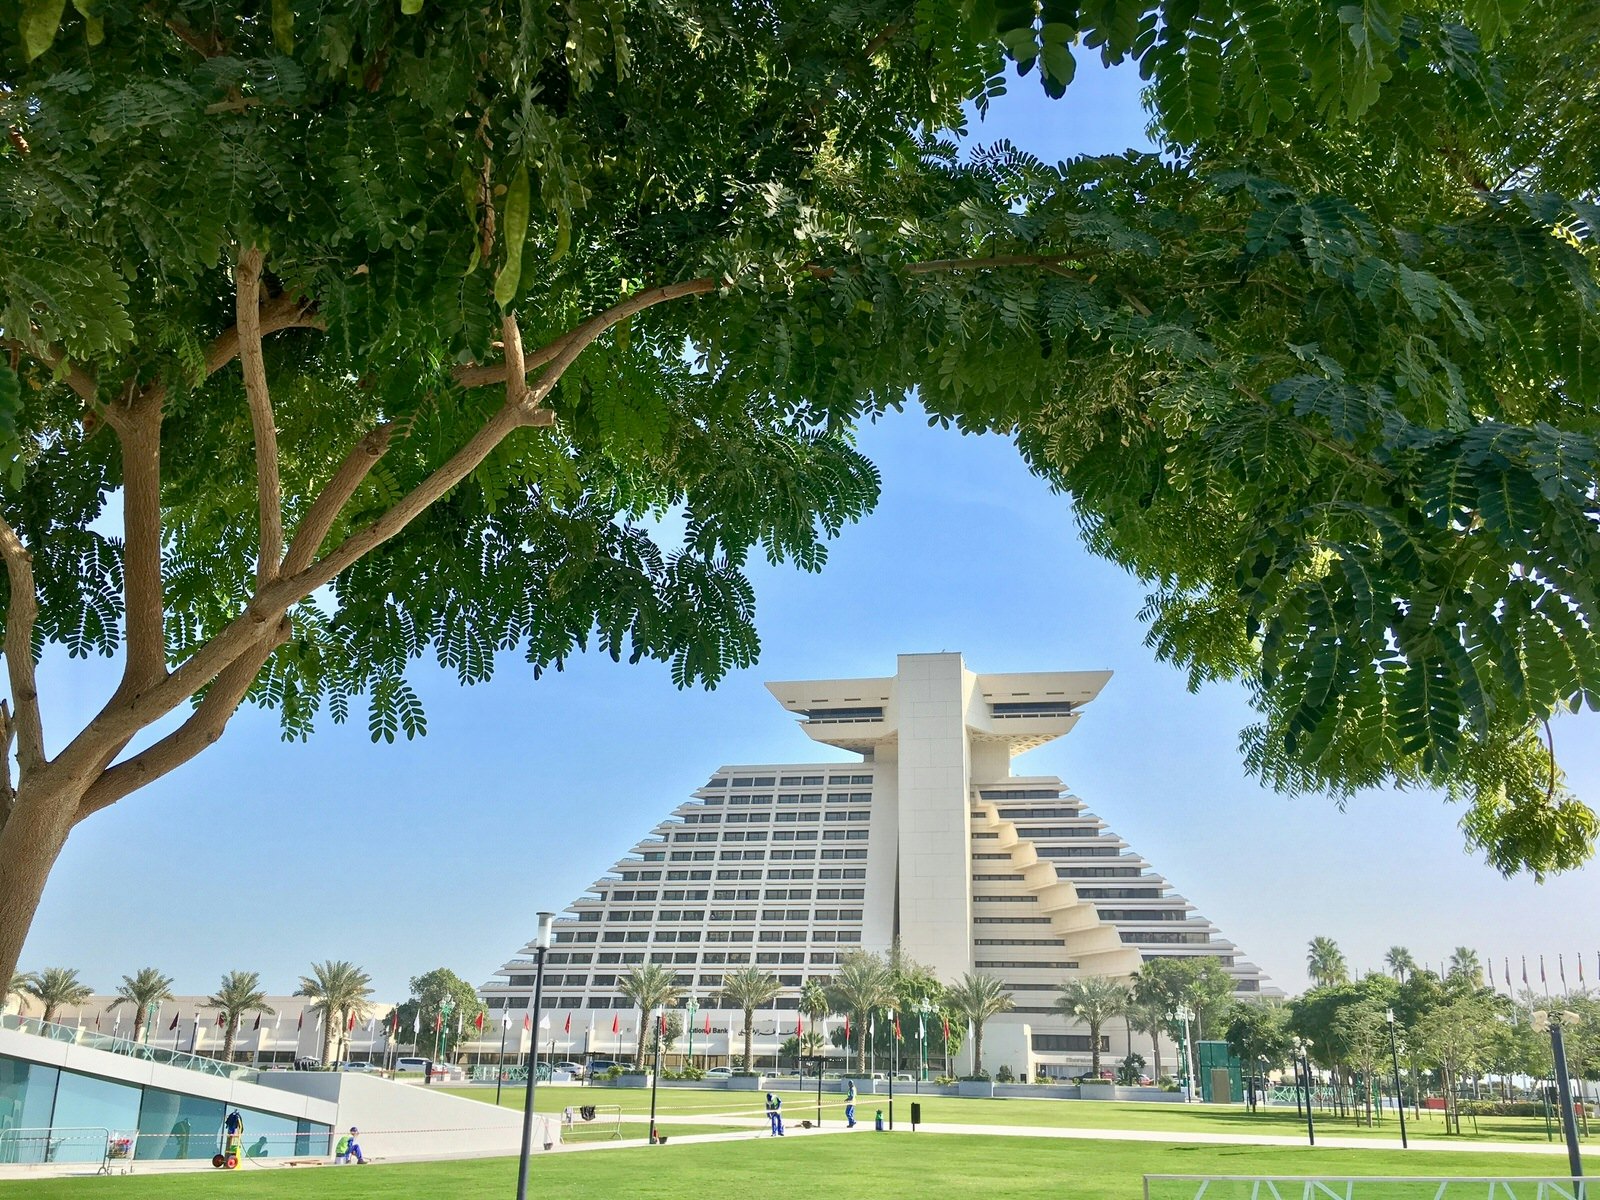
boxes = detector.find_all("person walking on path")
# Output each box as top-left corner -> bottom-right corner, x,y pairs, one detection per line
771,1092 -> 784,1136
845,1079 -> 857,1128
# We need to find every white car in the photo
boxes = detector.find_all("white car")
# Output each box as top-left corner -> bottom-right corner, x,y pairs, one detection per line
554,1061 -> 586,1079
705,1066 -> 732,1079
395,1057 -> 429,1073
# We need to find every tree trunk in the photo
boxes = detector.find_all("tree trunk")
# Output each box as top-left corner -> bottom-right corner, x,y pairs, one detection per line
132,1010 -> 145,1043
320,1018 -> 333,1066
1151,1031 -> 1162,1081
974,1021 -> 984,1076
637,1011 -> 649,1069
223,1021 -> 236,1060
1090,1022 -> 1101,1077
743,1010 -> 754,1073
0,775 -> 82,992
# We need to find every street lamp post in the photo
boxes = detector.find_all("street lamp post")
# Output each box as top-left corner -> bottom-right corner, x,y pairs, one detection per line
437,995 -> 455,1064
913,999 -> 933,1090
1385,1009 -> 1408,1149
685,997 -> 698,1071
514,912 -> 555,1200
1171,1005 -> 1197,1102
1294,1036 -> 1316,1146
648,1007 -> 664,1144
1533,1009 -> 1585,1186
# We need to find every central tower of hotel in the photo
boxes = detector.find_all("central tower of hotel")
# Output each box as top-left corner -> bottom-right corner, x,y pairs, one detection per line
484,653 -> 1270,1078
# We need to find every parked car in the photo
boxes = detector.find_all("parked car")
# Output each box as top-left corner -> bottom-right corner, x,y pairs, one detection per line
586,1059 -> 628,1075
705,1066 -> 733,1079
892,1072 -> 914,1083
553,1061 -> 586,1079
395,1057 -> 430,1073
337,1061 -> 382,1073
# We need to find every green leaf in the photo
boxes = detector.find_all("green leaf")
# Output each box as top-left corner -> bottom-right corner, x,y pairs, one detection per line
20,0 -> 68,61
400,0 -> 423,13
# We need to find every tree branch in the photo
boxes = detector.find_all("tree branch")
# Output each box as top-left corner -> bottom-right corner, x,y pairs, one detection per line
112,392 -> 168,692
281,423 -> 396,575
201,295 -> 323,382
0,335 -> 98,406
0,513 -> 44,782
235,248 -> 283,586
76,618 -> 292,821
502,313 -> 528,406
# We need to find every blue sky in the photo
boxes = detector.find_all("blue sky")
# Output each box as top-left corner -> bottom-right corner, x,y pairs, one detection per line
19,62 -> 1599,1005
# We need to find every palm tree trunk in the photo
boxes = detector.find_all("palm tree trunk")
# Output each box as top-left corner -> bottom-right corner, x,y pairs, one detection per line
637,1011 -> 649,1069
133,1011 -> 145,1043
1151,1031 -> 1162,1080
856,1016 -> 866,1074
320,1016 -> 333,1066
1090,1021 -> 1101,1077
743,1010 -> 754,1073
224,1022 -> 235,1059
974,1021 -> 984,1076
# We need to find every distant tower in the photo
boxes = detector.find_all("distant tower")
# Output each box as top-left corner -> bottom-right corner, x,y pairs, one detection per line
483,653 -> 1272,1078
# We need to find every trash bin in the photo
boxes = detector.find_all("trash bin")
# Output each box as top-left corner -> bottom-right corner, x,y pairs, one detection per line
910,1102 -> 922,1130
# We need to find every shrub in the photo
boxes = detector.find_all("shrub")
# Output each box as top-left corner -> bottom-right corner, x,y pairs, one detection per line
995,1065 -> 1015,1082
935,1076 -> 957,1086
679,1066 -> 706,1081
601,1065 -> 625,1082
959,1072 -> 991,1082
1460,1100 -> 1545,1117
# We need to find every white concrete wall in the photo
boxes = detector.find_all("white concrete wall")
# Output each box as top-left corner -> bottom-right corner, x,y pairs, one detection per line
255,1072 -> 559,1159
0,1025 -> 337,1126
894,653 -> 975,981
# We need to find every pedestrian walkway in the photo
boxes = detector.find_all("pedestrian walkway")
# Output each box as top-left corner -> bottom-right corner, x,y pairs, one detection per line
910,1121 -> 1575,1156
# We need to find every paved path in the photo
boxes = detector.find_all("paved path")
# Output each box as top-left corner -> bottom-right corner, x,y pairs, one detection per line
908,1122 -> 1574,1156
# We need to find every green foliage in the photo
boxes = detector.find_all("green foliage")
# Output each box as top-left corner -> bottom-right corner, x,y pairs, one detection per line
394,967 -> 484,1060
1,0 -> 1596,898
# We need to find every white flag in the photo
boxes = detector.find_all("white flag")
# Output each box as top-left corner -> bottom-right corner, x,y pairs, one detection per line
539,1013 -> 552,1031
367,1018 -> 376,1033
504,1013 -> 512,1030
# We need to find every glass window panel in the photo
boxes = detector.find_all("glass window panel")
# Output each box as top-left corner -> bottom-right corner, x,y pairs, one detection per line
48,1070 -> 142,1163
0,1057 -> 60,1164
135,1087 -> 226,1160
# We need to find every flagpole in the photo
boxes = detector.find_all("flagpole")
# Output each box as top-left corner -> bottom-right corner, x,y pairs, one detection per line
496,1018 -> 510,1106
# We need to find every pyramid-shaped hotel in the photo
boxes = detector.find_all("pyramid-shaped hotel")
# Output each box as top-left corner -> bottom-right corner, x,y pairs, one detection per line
481,653 -> 1272,1078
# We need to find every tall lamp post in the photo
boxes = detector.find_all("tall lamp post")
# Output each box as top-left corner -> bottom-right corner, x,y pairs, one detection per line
685,996 -> 698,1071
1294,1036 -> 1316,1146
514,912 -> 555,1200
1533,1009 -> 1585,1186
1385,1009 -> 1408,1149
1171,1005 -> 1197,1102
913,999 -> 933,1090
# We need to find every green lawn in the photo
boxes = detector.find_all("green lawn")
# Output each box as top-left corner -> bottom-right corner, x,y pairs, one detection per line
4,1132 -> 1592,1200
440,1086 -> 1589,1146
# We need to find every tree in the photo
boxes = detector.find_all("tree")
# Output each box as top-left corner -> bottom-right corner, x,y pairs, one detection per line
1332,1000 -> 1390,1126
779,1030 -> 825,1064
825,951 -> 895,1074
204,970 -> 274,1060
1125,998 -> 1169,1082
393,967 -> 485,1062
24,966 -> 91,1024
4,0 -> 1599,992
647,1011 -> 684,1058
1414,995 -> 1500,1135
614,963 -> 678,1068
945,972 -> 1014,1078
295,960 -> 373,1066
1448,948 -> 1483,985
1135,957 -> 1235,1041
6,969 -> 32,1013
1384,947 -> 1418,981
1307,937 -> 1350,988
798,980 -> 831,1027
1224,1000 -> 1293,1111
108,966 -> 174,1044
716,966 -> 778,1076
1056,976 -> 1130,1079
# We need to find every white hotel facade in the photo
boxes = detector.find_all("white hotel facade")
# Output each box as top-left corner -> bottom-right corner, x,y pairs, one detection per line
482,653 -> 1272,1078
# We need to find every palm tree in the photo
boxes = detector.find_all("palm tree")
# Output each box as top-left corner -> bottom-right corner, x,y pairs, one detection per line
944,972 -> 1014,1078
25,967 -> 93,1024
295,960 -> 373,1065
824,950 -> 894,1073
619,963 -> 683,1068
799,979 -> 831,1025
1307,937 -> 1349,987
1384,946 -> 1417,981
1447,947 -> 1482,984
717,965 -> 780,1073
107,967 -> 174,1043
206,971 -> 276,1059
1125,999 -> 1168,1081
6,971 -> 33,1014
1056,976 -> 1131,1079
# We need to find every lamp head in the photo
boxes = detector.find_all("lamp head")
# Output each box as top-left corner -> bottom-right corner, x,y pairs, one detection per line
535,911 -> 556,951
1385,1008 -> 1396,1025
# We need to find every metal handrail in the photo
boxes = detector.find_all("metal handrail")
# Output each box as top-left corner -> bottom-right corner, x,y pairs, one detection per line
1143,1176 -> 1591,1200
0,1125 -> 114,1172
1,1013 -> 259,1082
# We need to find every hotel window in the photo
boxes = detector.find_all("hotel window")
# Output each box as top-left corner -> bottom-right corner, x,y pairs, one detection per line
839,909 -> 862,919
626,931 -> 649,942
837,931 -> 861,942
656,931 -> 679,942
825,812 -> 848,822
814,931 -> 836,941
848,811 -> 871,822
815,909 -> 838,920
772,831 -> 796,842
679,931 -> 701,942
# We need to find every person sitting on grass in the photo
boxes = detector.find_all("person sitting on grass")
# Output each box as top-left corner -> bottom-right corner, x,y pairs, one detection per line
335,1127 -> 367,1164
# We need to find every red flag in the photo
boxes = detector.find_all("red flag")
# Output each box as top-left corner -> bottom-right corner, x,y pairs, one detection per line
844,1015 -> 850,1043
704,1013 -> 711,1035
216,1013 -> 226,1027
796,1012 -> 803,1037
297,1011 -> 304,1031
564,1013 -> 571,1034
1541,955 -> 1547,983
942,1015 -> 950,1042
523,1014 -> 531,1032
474,1012 -> 485,1032
659,1013 -> 667,1035
894,1013 -> 903,1042
169,1011 -> 180,1031
434,1012 -> 443,1032
612,1014 -> 620,1034
347,1013 -> 356,1032
390,1011 -> 400,1033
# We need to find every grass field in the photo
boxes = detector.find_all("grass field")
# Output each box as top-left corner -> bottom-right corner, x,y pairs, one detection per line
5,1131 -> 1593,1200
438,1086 -> 1590,1146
